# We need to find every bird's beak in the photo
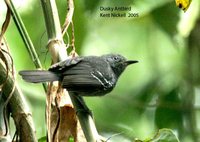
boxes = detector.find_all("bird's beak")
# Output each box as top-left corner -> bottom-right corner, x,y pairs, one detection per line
125,60 -> 138,65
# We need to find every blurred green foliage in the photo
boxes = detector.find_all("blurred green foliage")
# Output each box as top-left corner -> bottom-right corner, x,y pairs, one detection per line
1,0 -> 200,141
144,129 -> 179,142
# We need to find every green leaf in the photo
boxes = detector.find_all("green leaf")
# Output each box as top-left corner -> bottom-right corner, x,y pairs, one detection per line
38,136 -> 74,142
135,129 -> 180,142
38,136 -> 46,142
155,88 -> 183,131
133,78 -> 158,114
132,0 -> 172,16
69,137 -> 75,142
147,129 -> 180,142
152,2 -> 180,37
84,0 -> 101,12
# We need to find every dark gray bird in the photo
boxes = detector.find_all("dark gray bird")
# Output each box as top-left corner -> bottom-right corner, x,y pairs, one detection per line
19,54 -> 138,96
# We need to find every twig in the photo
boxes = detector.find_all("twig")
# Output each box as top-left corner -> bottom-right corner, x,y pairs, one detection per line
0,4 -> 14,136
70,93 -> 100,142
0,60 -> 37,142
62,0 -> 74,36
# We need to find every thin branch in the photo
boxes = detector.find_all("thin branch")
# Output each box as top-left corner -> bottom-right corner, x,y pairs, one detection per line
40,0 -> 62,41
70,94 -> 100,142
0,60 -> 37,142
62,0 -> 74,36
41,0 -> 67,63
4,0 -> 47,92
5,0 -> 42,69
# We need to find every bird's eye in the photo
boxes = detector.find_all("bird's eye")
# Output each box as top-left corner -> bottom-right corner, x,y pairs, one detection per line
113,56 -> 119,61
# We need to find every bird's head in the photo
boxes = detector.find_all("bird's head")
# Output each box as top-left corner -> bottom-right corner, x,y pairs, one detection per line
101,54 -> 138,77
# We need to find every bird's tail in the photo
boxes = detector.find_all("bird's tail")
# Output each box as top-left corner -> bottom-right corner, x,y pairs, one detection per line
19,70 -> 60,83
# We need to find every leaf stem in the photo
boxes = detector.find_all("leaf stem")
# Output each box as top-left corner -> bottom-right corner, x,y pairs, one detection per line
6,0 -> 42,69
5,0 -> 47,91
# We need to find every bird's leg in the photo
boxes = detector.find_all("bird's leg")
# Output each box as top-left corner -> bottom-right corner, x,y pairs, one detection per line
76,96 -> 94,118
70,93 -> 94,118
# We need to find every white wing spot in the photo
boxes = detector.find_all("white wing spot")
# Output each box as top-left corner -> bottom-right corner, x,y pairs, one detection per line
91,70 -> 113,89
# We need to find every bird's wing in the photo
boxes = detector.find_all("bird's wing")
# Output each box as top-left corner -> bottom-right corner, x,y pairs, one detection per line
49,57 -> 83,71
61,61 -> 114,95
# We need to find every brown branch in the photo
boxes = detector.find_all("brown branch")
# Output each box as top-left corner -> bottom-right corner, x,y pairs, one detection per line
0,60 -> 37,142
62,0 -> 74,36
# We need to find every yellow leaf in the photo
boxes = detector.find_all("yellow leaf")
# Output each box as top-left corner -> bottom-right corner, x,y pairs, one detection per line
175,0 -> 192,12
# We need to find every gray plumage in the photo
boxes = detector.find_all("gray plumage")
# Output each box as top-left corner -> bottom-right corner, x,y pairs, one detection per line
19,54 -> 138,96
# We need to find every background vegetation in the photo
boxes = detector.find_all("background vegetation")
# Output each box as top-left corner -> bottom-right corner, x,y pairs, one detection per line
0,0 -> 200,141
